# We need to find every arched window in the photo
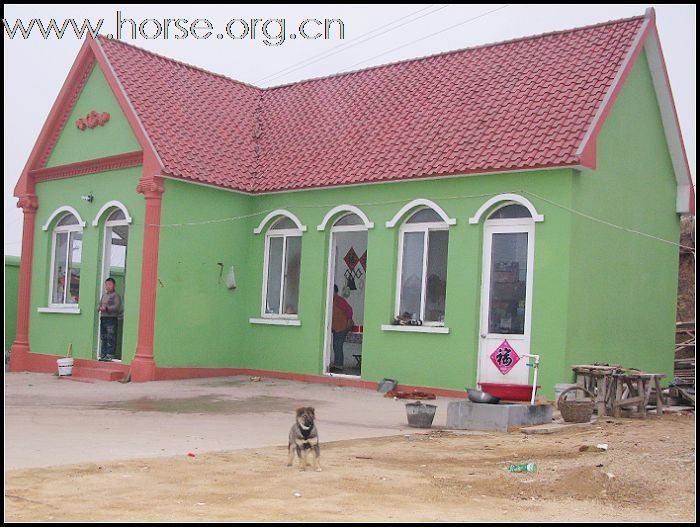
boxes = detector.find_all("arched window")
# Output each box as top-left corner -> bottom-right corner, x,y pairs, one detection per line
396,207 -> 450,325
49,213 -> 83,306
317,205 -> 374,231
487,204 -> 532,220
334,213 -> 364,226
101,208 -> 129,292
262,216 -> 303,317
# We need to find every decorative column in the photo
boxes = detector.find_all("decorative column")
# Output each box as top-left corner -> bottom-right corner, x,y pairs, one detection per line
130,176 -> 165,382
10,194 -> 39,372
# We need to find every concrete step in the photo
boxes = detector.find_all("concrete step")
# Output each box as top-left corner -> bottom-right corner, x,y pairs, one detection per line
72,365 -> 127,382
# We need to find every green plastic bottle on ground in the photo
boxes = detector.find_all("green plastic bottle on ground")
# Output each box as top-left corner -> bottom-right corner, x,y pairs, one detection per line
507,462 -> 537,473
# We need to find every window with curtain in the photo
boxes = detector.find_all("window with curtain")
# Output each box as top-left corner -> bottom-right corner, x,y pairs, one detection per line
263,217 -> 302,316
396,208 -> 449,324
50,213 -> 83,305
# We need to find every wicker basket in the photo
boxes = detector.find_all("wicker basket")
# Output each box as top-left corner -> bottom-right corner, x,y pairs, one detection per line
557,386 -> 595,423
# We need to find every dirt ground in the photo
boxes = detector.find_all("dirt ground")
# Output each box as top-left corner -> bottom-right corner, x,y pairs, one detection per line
5,414 -> 695,522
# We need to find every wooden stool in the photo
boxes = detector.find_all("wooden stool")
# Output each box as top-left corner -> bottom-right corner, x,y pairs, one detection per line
612,373 -> 666,418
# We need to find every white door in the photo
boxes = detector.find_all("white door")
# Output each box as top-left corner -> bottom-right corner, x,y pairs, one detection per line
477,220 -> 535,386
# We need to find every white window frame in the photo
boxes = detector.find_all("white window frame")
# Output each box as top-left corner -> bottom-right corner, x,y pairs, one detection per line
260,224 -> 303,320
394,209 -> 450,327
47,214 -> 84,309
96,209 -> 130,359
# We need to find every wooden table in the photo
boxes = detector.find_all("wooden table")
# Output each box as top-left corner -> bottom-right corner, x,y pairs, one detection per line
572,365 -> 622,417
572,365 -> 666,418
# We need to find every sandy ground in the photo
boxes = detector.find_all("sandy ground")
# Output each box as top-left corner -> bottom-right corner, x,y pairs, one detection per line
4,372 -> 419,470
5,413 -> 695,521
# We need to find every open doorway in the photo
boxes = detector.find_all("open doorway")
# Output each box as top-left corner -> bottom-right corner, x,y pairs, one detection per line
96,209 -> 129,361
324,213 -> 368,377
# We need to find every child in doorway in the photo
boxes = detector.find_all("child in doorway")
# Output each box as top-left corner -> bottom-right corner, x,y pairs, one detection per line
97,277 -> 123,361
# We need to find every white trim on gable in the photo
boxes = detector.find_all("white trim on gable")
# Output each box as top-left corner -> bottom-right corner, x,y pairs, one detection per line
576,8 -> 693,214
643,27 -> 694,214
576,12 -> 653,161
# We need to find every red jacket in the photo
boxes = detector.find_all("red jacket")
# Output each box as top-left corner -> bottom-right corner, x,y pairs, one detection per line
332,294 -> 353,332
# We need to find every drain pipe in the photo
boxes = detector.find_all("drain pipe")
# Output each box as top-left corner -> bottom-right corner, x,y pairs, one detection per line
522,353 -> 540,404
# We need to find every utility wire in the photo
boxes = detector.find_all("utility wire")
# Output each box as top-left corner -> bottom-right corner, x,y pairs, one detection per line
142,190 -> 693,252
521,190 -> 696,252
339,4 -> 510,72
255,4 -> 452,85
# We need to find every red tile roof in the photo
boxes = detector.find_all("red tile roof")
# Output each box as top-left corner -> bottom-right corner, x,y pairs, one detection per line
98,37 -> 261,191
97,15 -> 646,193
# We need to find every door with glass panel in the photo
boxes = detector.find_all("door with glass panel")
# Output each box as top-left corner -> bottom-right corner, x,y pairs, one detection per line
477,207 -> 535,386
96,209 -> 129,360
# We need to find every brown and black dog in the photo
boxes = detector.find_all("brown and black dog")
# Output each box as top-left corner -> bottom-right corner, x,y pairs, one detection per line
287,407 -> 321,471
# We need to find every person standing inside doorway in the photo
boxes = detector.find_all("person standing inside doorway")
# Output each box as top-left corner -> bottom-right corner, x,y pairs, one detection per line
98,277 -> 123,361
331,284 -> 354,373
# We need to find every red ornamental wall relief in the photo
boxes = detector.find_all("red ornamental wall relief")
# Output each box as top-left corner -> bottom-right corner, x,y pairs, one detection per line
76,111 -> 110,130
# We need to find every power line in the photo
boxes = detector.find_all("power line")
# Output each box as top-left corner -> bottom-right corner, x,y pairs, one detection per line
255,5 -> 452,85
143,190 -> 693,252
521,190 -> 695,252
339,4 -> 510,72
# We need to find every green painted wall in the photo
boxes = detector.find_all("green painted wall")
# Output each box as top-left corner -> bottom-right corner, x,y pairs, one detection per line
153,179 -> 254,367
46,63 -> 140,168
29,167 -> 145,362
231,171 -> 575,396
152,171 -> 575,393
566,49 -> 681,381
5,256 -> 21,351
26,46 -> 680,398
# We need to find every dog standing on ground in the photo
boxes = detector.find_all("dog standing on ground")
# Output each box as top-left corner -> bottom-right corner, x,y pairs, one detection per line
287,407 -> 321,472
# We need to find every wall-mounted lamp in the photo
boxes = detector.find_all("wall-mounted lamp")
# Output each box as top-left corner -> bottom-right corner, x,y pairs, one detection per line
81,193 -> 94,203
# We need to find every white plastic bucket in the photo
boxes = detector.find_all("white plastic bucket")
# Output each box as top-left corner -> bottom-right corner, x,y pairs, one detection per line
57,357 -> 74,376
555,383 -> 577,402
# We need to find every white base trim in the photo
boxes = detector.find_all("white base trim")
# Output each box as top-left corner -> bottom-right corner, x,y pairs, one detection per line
249,317 -> 301,326
381,324 -> 449,334
38,307 -> 81,315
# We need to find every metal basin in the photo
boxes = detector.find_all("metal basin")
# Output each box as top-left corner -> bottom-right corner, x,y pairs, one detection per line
466,388 -> 500,404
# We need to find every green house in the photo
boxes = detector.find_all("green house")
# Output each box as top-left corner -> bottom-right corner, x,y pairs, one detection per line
10,10 -> 694,398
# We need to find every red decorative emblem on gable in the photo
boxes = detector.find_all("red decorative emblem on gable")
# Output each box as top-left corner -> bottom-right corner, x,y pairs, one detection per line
76,111 -> 110,130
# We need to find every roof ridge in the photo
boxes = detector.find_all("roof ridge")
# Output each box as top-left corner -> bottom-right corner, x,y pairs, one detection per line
263,12 -> 648,90
250,90 -> 266,192
96,35 -> 261,92
98,12 -> 646,93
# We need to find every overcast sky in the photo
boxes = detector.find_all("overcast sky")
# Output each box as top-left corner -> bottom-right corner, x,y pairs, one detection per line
3,4 -> 696,256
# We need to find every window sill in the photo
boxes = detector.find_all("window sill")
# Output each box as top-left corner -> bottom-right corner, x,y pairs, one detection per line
37,307 -> 81,315
381,324 -> 449,334
249,318 -> 301,327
